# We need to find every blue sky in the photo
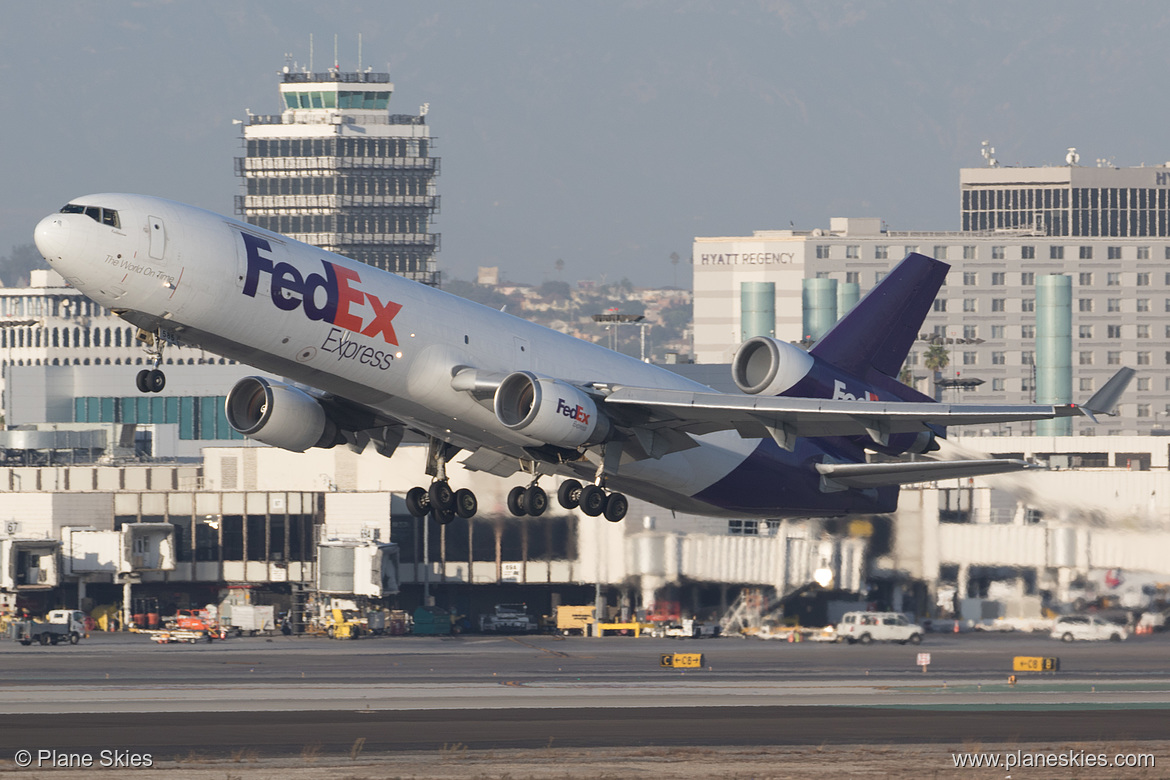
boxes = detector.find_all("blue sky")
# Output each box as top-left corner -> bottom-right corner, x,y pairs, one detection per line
5,1 -> 1170,286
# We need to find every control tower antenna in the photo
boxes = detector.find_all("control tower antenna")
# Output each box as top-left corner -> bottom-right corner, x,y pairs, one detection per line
333,33 -> 338,70
309,33 -> 314,72
358,33 -> 362,72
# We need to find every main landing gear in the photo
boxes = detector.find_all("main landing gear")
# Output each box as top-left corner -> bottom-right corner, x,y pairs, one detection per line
134,328 -> 166,393
404,438 -> 478,525
550,479 -> 628,523
404,482 -> 477,525
506,482 -> 549,518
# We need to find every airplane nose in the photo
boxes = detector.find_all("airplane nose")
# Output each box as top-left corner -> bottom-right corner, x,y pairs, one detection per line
34,215 -> 71,263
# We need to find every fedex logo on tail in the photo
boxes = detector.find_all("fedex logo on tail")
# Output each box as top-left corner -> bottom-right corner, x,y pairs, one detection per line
556,398 -> 590,425
832,379 -> 879,402
240,232 -> 401,345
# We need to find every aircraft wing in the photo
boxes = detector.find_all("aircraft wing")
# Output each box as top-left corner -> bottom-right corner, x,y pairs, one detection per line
815,458 -> 1031,491
601,384 -> 1106,452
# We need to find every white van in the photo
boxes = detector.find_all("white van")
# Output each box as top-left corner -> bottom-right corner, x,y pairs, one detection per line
836,611 -> 923,645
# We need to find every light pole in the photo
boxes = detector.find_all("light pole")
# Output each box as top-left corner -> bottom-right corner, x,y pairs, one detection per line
591,312 -> 645,357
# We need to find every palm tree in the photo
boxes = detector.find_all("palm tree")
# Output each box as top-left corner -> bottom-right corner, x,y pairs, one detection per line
924,344 -> 949,373
924,344 -> 950,402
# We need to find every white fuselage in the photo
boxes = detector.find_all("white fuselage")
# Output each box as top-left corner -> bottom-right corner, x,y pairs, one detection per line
35,194 -> 762,515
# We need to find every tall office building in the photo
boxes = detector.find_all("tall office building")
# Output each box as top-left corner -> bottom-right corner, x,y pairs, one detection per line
236,67 -> 440,285
961,157 -> 1170,237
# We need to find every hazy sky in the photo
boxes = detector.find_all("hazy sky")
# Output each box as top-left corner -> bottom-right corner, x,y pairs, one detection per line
5,1 -> 1170,287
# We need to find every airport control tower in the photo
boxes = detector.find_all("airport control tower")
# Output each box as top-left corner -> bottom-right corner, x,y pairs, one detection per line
235,66 -> 440,286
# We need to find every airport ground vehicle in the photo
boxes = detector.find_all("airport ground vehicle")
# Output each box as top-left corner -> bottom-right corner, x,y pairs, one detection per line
1050,615 -> 1127,642
659,619 -> 721,638
480,603 -> 539,634
556,605 -> 596,635
222,604 -> 275,636
836,611 -> 923,645
8,609 -> 85,646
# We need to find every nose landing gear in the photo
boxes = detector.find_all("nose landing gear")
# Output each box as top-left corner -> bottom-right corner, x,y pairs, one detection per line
134,328 -> 167,393
135,367 -> 166,393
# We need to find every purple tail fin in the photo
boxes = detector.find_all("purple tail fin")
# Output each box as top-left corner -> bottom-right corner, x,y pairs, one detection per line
809,253 -> 949,379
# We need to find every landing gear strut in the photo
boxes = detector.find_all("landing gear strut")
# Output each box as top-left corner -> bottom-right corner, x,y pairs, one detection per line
404,438 -> 478,523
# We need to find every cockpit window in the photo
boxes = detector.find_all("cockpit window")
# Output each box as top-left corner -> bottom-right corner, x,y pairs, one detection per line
59,203 -> 120,229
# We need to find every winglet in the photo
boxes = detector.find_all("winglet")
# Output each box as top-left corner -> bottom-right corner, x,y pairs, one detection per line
1082,367 -> 1135,419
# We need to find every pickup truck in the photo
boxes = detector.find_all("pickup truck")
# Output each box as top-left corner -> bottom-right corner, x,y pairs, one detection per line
8,609 -> 86,646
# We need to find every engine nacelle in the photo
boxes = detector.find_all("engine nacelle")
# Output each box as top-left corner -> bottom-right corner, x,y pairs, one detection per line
731,337 -> 815,396
493,371 -> 611,448
225,376 -> 340,453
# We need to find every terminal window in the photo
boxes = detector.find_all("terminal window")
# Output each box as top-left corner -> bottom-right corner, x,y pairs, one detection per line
73,396 -> 244,441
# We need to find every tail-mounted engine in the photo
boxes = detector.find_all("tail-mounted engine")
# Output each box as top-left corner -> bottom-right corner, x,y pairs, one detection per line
732,337 -> 815,396
493,371 -> 612,448
225,376 -> 342,453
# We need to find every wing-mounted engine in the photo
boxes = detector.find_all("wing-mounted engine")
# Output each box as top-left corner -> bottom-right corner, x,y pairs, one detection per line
732,337 -> 815,396
493,371 -> 612,448
225,376 -> 345,453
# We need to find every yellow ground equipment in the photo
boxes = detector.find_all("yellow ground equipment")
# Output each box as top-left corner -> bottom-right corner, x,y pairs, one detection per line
555,605 -> 596,635
328,608 -> 363,639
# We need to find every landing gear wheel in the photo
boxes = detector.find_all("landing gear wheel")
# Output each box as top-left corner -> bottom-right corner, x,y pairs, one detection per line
507,485 -> 527,517
603,492 -> 628,523
453,488 -> 478,519
579,484 -> 607,517
428,480 -> 455,513
524,485 -> 548,517
146,369 -> 165,393
433,506 -> 456,525
405,487 -> 431,518
135,369 -> 151,393
557,479 -> 582,510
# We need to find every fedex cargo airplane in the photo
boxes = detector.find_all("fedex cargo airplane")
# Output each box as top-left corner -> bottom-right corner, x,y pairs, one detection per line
33,195 -> 1132,524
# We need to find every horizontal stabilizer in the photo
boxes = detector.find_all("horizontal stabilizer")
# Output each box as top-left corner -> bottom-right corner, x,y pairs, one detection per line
1081,367 -> 1135,420
814,458 -> 1031,490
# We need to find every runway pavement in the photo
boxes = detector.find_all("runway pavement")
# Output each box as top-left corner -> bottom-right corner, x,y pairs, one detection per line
0,630 -> 1167,759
